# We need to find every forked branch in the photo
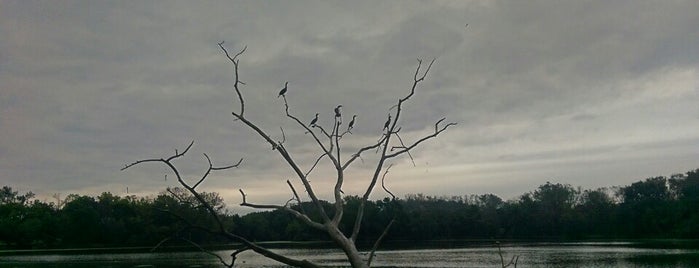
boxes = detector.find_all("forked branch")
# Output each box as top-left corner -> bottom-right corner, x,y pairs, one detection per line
220,54 -> 332,222
122,141 -> 321,268
351,58 -> 447,244
287,179 -> 307,215
239,189 -> 326,231
282,95 -> 335,163
193,154 -> 243,189
386,118 -> 456,159
218,42 -> 247,116
127,45 -> 455,268
342,135 -> 388,170
121,140 -> 194,172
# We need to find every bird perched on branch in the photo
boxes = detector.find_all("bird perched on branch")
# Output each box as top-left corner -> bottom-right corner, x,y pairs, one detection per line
383,114 -> 391,131
278,82 -> 288,98
309,113 -> 319,127
348,115 -> 357,130
334,105 -> 342,118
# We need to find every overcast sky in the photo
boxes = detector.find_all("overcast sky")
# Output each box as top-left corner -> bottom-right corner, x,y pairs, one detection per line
2,1 -> 698,213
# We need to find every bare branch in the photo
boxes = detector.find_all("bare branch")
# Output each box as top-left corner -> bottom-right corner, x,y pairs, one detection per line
125,46 -> 454,268
342,135 -> 387,170
224,230 -> 323,268
388,58 -> 436,135
122,141 -> 198,200
273,126 -> 286,150
166,187 -> 198,208
287,179 -> 307,215
193,154 -> 243,190
282,95 -> 334,157
352,59 -> 443,244
314,124 -> 333,140
213,157 -> 244,171
181,237 -> 235,268
305,153 -> 329,178
338,129 -> 352,138
386,118 -> 456,159
121,140 -> 194,171
150,237 -> 172,253
367,218 -> 395,267
123,142 -> 256,263
238,189 -> 247,202
283,197 -> 295,207
230,112 -> 332,223
393,133 -> 416,167
239,189 -> 326,231
149,209 -> 236,267
230,246 -> 252,267
218,42 -> 247,116
163,179 -> 323,267
381,164 -> 396,200
330,110 -> 345,225
412,58 -> 435,85
280,127 -> 286,144
367,165 -> 398,266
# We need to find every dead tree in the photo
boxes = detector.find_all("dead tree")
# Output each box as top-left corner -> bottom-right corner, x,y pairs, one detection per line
122,42 -> 455,268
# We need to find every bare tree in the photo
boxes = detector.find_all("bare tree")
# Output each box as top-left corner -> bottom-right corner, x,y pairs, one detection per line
122,42 -> 455,268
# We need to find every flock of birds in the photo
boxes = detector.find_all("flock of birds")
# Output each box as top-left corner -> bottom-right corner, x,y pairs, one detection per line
277,82 -> 391,131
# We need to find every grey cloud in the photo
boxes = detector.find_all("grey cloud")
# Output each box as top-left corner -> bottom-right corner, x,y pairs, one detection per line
570,113 -> 598,122
2,1 -> 698,210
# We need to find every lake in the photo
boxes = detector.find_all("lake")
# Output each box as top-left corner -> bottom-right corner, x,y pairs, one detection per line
2,241 -> 698,267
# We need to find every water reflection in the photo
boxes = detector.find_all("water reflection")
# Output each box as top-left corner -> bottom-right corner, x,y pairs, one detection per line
222,245 -> 699,268
2,242 -> 698,267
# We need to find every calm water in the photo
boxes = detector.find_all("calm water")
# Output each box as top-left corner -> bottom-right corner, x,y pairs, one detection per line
2,242 -> 698,267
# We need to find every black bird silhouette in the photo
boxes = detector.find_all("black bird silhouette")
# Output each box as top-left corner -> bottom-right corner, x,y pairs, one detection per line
309,113 -> 319,127
334,105 -> 342,118
348,115 -> 357,130
277,82 -> 288,98
383,114 -> 391,130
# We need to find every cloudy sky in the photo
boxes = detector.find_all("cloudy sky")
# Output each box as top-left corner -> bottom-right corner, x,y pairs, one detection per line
2,1 -> 698,213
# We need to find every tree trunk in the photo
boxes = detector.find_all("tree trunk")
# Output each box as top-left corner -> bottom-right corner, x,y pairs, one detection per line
326,224 -> 369,268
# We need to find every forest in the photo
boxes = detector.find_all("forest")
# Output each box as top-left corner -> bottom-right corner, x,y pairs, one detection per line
1,168 -> 697,250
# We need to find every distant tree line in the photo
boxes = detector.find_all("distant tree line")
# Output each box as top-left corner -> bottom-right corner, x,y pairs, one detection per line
1,168 -> 697,249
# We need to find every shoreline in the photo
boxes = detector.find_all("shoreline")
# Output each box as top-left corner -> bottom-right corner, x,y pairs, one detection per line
3,239 -> 699,256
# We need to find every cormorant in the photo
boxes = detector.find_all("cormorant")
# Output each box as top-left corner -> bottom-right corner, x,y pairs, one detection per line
277,82 -> 288,98
334,105 -> 342,118
383,114 -> 391,130
309,113 -> 319,127
348,115 -> 357,130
